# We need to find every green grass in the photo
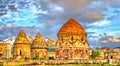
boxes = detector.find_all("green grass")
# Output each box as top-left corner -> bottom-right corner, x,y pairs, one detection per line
45,64 -> 112,66
0,64 -> 3,66
26,63 -> 120,66
116,64 -> 120,66
15,64 -> 23,66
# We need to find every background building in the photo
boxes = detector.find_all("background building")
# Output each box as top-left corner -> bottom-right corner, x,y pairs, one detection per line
104,48 -> 120,59
0,41 -> 12,59
46,37 -> 56,59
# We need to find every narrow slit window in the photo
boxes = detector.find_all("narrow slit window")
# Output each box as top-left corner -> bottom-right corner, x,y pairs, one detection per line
20,50 -> 22,55
71,36 -> 73,41
82,37 -> 83,41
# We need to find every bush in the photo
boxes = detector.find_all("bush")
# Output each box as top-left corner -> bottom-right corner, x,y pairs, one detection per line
31,57 -> 39,60
0,64 -> 3,66
92,47 -> 100,58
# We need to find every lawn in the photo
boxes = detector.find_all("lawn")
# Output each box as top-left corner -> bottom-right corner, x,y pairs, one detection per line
45,64 -> 119,66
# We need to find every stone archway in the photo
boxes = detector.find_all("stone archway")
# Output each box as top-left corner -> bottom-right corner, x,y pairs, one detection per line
35,52 -> 38,58
17,49 -> 22,56
63,49 -> 68,59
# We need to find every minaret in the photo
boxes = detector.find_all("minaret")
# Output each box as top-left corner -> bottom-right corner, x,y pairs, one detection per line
13,30 -> 31,60
31,32 -> 47,60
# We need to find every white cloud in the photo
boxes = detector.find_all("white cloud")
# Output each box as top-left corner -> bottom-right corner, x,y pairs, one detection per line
106,31 -> 120,36
49,4 -> 64,12
89,20 -> 110,27
100,36 -> 120,43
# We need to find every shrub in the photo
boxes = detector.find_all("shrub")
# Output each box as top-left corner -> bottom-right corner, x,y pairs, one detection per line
92,47 -> 100,58
31,57 -> 39,60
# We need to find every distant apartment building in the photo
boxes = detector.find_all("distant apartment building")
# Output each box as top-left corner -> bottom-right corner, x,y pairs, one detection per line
0,41 -> 12,58
104,48 -> 120,59
46,38 -> 56,59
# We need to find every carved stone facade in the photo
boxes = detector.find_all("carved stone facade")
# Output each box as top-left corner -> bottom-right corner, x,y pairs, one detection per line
13,30 -> 31,60
31,33 -> 47,60
56,18 -> 89,59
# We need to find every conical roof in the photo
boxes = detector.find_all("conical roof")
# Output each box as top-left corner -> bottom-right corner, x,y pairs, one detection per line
58,18 -> 86,37
14,30 -> 30,44
32,32 -> 47,48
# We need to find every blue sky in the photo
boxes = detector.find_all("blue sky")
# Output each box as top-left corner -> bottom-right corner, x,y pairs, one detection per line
0,0 -> 120,48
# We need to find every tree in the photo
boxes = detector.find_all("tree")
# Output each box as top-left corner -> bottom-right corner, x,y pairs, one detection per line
92,47 -> 100,58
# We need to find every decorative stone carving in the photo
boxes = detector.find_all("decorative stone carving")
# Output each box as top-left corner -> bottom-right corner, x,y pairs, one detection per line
56,18 -> 89,59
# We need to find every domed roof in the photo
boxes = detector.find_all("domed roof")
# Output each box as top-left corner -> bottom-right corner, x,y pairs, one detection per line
31,32 -> 47,49
57,18 -> 86,37
14,30 -> 30,44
